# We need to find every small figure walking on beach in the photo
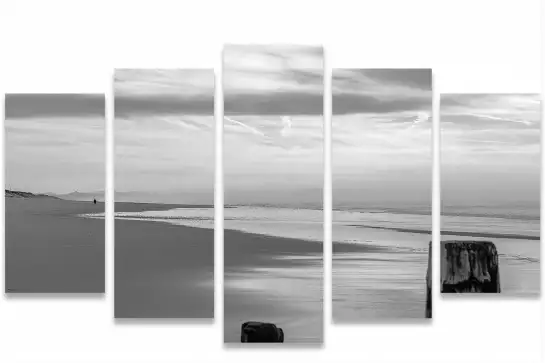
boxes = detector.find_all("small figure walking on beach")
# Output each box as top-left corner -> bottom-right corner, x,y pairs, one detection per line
93,198 -> 97,205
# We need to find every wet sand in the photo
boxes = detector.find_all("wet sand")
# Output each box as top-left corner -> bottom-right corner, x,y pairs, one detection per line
5,197 -> 105,293
114,202 -> 214,319
224,230 -> 323,344
333,242 -> 429,322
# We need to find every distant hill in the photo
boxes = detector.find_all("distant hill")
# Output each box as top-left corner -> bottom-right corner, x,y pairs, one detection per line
5,189 -> 60,199
51,191 -> 104,202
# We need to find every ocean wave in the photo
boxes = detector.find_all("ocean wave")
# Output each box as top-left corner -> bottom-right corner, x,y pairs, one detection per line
499,253 -> 540,263
347,223 -> 539,241
78,207 -> 540,264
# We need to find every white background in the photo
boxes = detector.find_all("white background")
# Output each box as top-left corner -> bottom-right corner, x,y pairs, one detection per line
0,0 -> 543,362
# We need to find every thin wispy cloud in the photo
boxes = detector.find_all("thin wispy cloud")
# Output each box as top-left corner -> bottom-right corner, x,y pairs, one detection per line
441,93 -> 541,207
441,94 -> 540,130
223,45 -> 324,206
114,69 -> 214,203
332,69 -> 432,208
224,116 -> 266,137
5,94 -> 104,194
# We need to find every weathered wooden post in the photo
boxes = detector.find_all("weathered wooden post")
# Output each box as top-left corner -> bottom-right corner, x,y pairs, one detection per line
441,240 -> 500,293
425,241 -> 432,318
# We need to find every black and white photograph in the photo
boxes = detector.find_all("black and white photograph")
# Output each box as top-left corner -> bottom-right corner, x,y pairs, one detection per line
4,94 -> 105,293
332,69 -> 432,321
440,94 -> 540,295
223,45 -> 324,343
111,69 -> 215,318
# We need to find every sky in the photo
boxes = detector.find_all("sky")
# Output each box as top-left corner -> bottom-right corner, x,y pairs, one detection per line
223,44 -> 324,206
114,69 -> 214,204
332,69 -> 432,209
441,94 -> 541,209
5,94 -> 104,194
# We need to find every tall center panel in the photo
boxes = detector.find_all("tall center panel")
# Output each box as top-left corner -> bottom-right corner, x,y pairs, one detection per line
222,45 -> 324,344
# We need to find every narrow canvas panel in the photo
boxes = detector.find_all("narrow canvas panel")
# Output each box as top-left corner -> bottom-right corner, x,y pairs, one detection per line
5,93 -> 105,293
440,94 -> 540,296
332,69 -> 433,321
223,44 -> 324,344
113,69 -> 215,318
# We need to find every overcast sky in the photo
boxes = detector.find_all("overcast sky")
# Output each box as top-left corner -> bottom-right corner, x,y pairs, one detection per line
223,45 -> 324,206
332,69 -> 432,209
441,93 -> 541,208
5,94 -> 104,194
114,69 -> 214,204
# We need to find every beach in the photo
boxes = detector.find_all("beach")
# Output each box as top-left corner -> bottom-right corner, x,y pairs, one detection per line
111,205 -> 323,342
5,197 -> 105,293
331,207 -> 431,321
332,227 -> 430,321
224,229 -> 323,344
114,202 -> 214,319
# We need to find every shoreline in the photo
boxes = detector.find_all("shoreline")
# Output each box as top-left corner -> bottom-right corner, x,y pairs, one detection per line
111,209 -> 324,337
350,223 -> 539,241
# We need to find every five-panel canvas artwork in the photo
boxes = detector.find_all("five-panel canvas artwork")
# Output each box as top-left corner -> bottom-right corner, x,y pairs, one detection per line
2,45 -> 542,344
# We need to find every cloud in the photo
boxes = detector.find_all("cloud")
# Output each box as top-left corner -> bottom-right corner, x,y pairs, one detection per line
5,94 -> 104,119
331,69 -> 433,207
441,93 -> 540,208
224,115 -> 321,149
115,114 -> 214,199
335,69 -> 432,90
224,116 -> 265,137
114,69 -> 214,117
332,69 -> 432,116
114,94 -> 214,117
223,44 -> 323,115
441,94 -> 541,131
161,118 -> 211,131
225,92 -> 323,115
411,112 -> 430,128
5,95 -> 105,193
465,113 -> 533,125
222,45 -> 324,205
115,69 -> 214,96
332,93 -> 429,115
5,113 -> 104,194
280,116 -> 292,136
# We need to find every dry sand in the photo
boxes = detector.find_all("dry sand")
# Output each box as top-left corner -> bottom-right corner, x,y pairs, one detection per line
5,197 -> 105,293
224,230 -> 323,344
114,202 -> 214,319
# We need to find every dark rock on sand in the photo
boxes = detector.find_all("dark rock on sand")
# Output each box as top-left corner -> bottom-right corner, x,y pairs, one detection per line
241,321 -> 284,343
